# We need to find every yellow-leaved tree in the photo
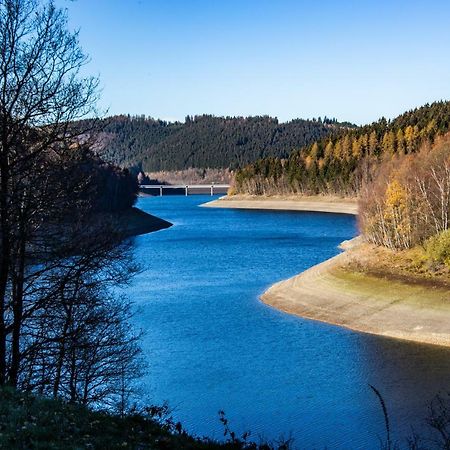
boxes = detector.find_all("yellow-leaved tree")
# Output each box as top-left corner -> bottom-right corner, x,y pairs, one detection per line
384,178 -> 412,249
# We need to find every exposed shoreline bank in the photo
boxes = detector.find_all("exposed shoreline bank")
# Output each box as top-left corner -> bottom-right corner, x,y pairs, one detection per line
115,207 -> 172,237
201,194 -> 358,215
202,195 -> 450,347
261,238 -> 450,348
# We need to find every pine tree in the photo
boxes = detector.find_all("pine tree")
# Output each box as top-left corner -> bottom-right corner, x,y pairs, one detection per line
341,135 -> 352,160
324,141 -> 334,161
310,142 -> 320,160
404,125 -> 415,153
359,134 -> 369,155
333,141 -> 343,160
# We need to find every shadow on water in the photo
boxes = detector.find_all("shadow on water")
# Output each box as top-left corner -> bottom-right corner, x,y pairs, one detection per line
357,335 -> 450,440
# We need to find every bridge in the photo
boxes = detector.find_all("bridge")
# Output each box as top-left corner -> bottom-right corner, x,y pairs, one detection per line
139,184 -> 230,196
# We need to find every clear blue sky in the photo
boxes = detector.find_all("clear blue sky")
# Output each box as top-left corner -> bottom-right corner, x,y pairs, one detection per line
56,0 -> 450,125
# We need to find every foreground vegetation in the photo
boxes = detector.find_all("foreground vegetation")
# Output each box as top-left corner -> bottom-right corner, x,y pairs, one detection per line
2,386 -> 450,450
0,387 -> 298,450
0,387 -> 216,449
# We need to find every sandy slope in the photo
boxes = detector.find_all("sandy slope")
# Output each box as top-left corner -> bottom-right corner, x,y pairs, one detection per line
201,195 -> 358,215
261,239 -> 450,347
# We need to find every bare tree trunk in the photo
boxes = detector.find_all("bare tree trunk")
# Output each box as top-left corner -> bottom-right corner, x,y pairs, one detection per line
9,227 -> 25,386
53,301 -> 73,398
68,343 -> 78,403
0,149 -> 10,385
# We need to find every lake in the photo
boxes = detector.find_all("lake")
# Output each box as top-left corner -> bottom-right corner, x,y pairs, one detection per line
127,195 -> 450,449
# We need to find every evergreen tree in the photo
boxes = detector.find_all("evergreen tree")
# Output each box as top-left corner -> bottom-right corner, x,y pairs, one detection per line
234,101 -> 450,197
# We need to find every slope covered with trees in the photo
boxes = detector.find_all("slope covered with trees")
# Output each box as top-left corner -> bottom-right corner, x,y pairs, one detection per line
234,101 -> 450,196
359,134 -> 450,250
83,115 -> 351,173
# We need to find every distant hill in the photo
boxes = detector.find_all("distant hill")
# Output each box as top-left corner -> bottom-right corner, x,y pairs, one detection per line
234,100 -> 450,196
79,114 -> 352,174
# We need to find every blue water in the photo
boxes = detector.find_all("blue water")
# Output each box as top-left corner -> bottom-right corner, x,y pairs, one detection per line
127,195 -> 450,449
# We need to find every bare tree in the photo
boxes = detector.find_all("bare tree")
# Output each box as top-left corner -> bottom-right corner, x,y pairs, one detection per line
0,0 -> 100,385
359,135 -> 450,249
0,0 -> 143,412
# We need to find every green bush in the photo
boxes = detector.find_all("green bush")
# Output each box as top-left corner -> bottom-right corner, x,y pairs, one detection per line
425,229 -> 450,268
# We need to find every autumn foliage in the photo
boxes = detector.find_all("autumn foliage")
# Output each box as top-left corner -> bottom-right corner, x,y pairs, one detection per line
235,101 -> 450,196
359,135 -> 450,249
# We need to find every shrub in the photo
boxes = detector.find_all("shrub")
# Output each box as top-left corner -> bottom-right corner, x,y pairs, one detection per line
425,229 -> 450,268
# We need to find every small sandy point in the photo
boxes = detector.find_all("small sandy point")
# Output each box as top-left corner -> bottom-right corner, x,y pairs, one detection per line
262,238 -> 450,347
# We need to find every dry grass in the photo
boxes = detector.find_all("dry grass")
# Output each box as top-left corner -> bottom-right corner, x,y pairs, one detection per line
342,242 -> 450,288
261,238 -> 450,347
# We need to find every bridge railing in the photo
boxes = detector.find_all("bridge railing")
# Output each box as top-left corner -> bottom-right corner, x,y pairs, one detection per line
139,184 -> 230,196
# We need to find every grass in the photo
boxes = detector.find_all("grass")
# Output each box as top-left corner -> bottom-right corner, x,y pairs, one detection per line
0,387 -> 236,449
342,243 -> 450,289
330,267 -> 450,309
1,384 -> 449,449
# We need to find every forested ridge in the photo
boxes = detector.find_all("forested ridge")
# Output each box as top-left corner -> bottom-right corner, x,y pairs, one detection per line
80,114 -> 352,173
235,101 -> 450,196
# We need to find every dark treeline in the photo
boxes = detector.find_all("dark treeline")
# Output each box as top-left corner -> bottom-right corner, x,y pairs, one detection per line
78,114 -> 352,173
235,101 -> 450,196
0,0 -> 141,414
69,147 -> 138,213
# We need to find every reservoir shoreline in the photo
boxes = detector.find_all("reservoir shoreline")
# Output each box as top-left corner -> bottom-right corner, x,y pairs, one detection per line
115,207 -> 172,237
202,195 -> 450,348
201,194 -> 358,215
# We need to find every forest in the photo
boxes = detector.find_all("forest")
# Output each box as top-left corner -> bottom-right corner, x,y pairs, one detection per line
234,101 -> 450,196
79,114 -> 352,173
232,100 -> 450,273
359,134 -> 450,252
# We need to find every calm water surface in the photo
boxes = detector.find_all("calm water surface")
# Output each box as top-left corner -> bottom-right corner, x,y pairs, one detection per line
127,195 -> 450,449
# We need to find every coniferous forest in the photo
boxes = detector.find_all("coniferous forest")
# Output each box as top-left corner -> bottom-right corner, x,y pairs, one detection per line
80,115 -> 352,173
234,101 -> 450,196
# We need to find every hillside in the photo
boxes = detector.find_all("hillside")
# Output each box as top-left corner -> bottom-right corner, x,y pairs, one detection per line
81,115 -> 352,174
234,101 -> 450,196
